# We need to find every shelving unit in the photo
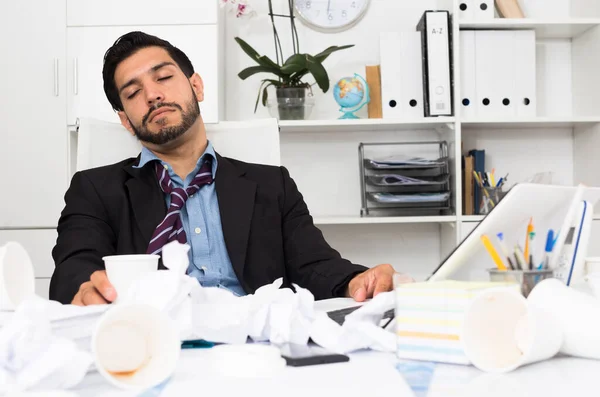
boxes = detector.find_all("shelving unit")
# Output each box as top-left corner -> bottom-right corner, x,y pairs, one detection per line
459,18 -> 600,39
274,0 -> 600,274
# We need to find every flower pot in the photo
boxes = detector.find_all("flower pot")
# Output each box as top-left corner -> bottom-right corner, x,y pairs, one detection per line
274,87 -> 310,121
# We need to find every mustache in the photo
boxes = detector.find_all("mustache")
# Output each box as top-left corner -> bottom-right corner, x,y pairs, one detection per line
142,102 -> 183,125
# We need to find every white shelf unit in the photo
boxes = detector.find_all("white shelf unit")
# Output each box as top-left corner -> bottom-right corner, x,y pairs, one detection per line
273,0 -> 600,279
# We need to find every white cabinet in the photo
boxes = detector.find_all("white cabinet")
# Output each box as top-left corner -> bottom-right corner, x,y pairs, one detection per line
0,1 -> 67,228
67,0 -> 217,26
67,25 -> 220,125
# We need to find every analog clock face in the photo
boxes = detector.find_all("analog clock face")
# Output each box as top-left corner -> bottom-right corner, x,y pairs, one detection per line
294,0 -> 370,31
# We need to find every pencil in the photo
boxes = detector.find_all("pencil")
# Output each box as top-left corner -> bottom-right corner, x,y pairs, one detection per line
481,235 -> 508,271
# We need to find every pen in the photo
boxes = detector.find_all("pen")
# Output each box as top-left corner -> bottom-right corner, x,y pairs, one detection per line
481,234 -> 508,271
181,339 -> 215,349
496,232 -> 516,270
490,169 -> 496,187
524,218 -> 534,262
514,245 -> 527,270
539,229 -> 556,270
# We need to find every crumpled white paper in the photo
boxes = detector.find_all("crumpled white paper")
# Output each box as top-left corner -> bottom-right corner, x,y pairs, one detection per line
0,297 -> 95,394
309,291 -> 397,354
190,278 -> 315,345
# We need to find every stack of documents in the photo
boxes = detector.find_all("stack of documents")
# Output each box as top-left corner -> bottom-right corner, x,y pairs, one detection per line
395,280 -> 519,365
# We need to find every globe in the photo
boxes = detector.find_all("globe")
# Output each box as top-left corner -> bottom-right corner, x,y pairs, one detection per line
333,74 -> 370,119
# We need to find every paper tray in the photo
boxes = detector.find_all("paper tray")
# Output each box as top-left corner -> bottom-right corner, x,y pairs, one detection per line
366,174 -> 450,193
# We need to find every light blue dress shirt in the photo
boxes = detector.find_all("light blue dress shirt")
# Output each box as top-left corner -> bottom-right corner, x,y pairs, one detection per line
134,141 -> 246,296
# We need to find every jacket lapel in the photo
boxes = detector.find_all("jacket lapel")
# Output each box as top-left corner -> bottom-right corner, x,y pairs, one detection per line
124,163 -> 166,247
215,154 -> 256,281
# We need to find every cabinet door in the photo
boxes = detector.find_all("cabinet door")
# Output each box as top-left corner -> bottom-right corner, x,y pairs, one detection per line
0,1 -> 67,228
67,25 -> 219,125
67,0 -> 217,26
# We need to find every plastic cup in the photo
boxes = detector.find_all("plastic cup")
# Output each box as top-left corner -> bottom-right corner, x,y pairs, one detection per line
0,241 -> 35,311
102,255 -> 159,303
461,288 -> 563,373
92,303 -> 181,390
528,278 -> 600,359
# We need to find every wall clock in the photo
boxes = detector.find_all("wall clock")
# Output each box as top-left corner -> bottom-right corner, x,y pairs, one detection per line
294,0 -> 371,32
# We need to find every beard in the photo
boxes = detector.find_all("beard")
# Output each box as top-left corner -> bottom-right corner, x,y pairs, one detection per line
128,94 -> 200,146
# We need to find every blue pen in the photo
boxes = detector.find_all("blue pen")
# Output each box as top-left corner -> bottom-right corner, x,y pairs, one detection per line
496,177 -> 504,187
538,229 -> 556,270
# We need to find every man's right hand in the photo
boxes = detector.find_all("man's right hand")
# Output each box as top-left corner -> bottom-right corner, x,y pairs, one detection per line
71,270 -> 116,306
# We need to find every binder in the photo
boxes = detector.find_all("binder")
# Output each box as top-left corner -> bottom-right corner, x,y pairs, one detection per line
475,30 -> 516,118
365,65 -> 383,118
458,0 -> 475,20
468,149 -> 485,215
417,10 -> 454,117
380,32 -> 424,119
513,30 -> 536,117
459,30 -> 477,119
463,155 -> 475,215
473,0 -> 494,20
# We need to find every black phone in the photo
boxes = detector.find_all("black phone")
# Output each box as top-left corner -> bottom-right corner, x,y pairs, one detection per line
277,343 -> 350,367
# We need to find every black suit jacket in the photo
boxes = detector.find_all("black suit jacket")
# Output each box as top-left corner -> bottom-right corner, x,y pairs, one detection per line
50,154 -> 367,303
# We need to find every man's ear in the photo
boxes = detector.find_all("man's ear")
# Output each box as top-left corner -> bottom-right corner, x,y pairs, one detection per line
118,111 -> 136,136
189,73 -> 204,103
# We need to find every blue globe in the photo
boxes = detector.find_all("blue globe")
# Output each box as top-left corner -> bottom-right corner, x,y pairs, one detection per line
333,77 -> 365,109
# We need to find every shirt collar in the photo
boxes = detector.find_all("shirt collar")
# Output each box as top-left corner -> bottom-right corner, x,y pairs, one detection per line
133,140 -> 218,179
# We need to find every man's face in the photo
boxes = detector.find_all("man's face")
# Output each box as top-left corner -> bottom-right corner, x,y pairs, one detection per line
114,46 -> 204,145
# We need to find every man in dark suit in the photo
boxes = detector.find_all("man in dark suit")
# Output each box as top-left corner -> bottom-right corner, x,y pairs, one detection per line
50,31 -> 409,305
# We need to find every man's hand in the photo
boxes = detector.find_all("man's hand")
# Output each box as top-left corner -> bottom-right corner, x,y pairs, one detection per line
71,270 -> 116,306
347,264 -> 413,302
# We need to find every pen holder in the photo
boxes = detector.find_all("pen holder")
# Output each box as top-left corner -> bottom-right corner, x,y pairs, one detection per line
487,269 -> 554,297
479,187 -> 506,215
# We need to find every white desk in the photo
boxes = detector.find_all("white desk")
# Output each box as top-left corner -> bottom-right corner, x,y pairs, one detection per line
73,349 -> 600,397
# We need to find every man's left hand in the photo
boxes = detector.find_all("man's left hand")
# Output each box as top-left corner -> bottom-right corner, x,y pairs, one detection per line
347,264 -> 413,302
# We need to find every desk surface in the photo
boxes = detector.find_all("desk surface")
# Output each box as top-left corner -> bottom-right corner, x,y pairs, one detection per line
74,349 -> 600,397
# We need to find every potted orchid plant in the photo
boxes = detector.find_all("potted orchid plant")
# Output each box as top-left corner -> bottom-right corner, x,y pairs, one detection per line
221,0 -> 354,120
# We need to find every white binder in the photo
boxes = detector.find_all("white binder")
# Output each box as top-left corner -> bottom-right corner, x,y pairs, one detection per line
459,30 -> 477,119
473,0 -> 494,20
513,30 -> 537,117
417,11 -> 453,117
475,30 -> 516,118
380,32 -> 424,119
458,0 -> 475,20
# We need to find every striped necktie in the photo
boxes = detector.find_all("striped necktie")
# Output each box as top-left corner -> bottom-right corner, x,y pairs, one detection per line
146,159 -> 213,255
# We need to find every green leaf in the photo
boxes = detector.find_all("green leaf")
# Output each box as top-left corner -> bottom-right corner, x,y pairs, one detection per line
314,44 -> 355,63
305,55 -> 329,92
254,80 -> 271,113
280,54 -> 308,75
238,66 -> 273,80
234,37 -> 284,76
261,85 -> 269,107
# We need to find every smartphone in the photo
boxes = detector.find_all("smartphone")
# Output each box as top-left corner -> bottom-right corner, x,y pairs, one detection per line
277,343 -> 350,367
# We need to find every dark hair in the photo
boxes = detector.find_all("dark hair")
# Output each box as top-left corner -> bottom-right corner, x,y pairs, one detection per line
102,31 -> 195,111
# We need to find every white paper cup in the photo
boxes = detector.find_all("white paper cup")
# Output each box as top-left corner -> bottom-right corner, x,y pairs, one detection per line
461,288 -> 563,373
528,278 -> 600,359
0,241 -> 35,311
103,255 -> 159,303
92,303 -> 181,390
585,257 -> 600,275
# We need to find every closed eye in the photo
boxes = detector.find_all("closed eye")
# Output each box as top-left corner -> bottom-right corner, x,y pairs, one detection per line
127,90 -> 140,99
158,76 -> 173,81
